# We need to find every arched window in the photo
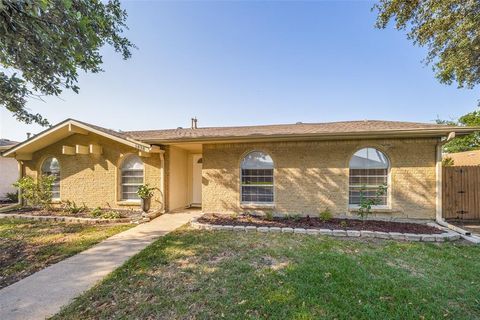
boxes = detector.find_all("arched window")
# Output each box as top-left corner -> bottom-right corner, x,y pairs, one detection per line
349,148 -> 389,206
241,151 -> 274,203
41,157 -> 60,200
121,155 -> 144,201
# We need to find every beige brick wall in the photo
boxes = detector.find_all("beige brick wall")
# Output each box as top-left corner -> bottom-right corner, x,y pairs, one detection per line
202,138 -> 438,220
23,133 -> 163,210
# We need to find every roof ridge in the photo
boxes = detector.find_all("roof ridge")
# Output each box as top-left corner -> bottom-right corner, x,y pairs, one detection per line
125,119 -> 445,133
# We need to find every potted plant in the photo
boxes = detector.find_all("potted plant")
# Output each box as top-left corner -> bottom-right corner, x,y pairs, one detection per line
137,184 -> 156,213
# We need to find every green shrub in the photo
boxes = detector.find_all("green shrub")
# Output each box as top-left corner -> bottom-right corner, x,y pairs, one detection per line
90,207 -> 104,218
357,184 -> 387,220
5,191 -> 18,203
319,208 -> 333,221
291,213 -> 301,221
340,221 -> 348,229
442,157 -> 454,166
13,175 -> 55,210
100,211 -> 123,219
62,200 -> 87,214
137,184 -> 156,199
265,212 -> 273,221
89,207 -> 123,219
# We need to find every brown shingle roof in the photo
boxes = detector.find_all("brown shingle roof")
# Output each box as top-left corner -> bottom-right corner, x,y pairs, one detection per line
125,120 -> 464,142
0,139 -> 18,147
72,119 -> 133,141
445,150 -> 480,166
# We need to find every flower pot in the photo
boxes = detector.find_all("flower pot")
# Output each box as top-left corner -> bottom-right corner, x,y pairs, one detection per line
141,197 -> 152,213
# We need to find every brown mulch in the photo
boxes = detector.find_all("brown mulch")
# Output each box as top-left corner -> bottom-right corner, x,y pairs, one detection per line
198,214 -> 443,234
4,207 -> 142,219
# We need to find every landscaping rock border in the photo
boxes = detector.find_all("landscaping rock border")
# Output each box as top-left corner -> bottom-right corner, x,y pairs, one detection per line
190,218 -> 461,242
0,213 -> 133,224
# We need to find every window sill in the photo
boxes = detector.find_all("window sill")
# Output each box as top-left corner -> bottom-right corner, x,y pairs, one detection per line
348,206 -> 393,213
240,203 -> 275,210
117,200 -> 141,206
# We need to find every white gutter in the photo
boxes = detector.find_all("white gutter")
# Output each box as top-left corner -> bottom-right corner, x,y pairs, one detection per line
159,152 -> 166,213
435,133 -> 480,243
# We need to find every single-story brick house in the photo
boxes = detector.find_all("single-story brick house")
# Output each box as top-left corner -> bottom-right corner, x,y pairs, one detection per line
2,118 -> 477,220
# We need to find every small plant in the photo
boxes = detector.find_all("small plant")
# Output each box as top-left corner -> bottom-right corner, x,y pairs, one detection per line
340,221 -> 348,229
319,208 -> 333,222
100,211 -> 123,219
231,212 -> 239,220
291,213 -> 301,221
137,184 -> 156,199
265,212 -> 274,221
90,207 -> 103,218
89,207 -> 123,219
442,157 -> 454,166
62,200 -> 87,214
5,191 -> 18,203
13,175 -> 56,210
357,184 -> 387,221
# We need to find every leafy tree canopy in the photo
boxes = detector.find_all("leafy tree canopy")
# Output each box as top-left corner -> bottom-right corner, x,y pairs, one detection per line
436,108 -> 480,153
374,0 -> 480,89
0,0 -> 133,126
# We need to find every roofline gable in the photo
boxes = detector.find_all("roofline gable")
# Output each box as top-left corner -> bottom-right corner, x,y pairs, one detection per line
2,119 -> 152,158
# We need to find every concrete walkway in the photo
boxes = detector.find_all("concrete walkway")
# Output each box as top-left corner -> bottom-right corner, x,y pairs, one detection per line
0,210 -> 202,320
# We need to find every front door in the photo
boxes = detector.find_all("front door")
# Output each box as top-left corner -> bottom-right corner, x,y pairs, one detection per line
192,155 -> 202,205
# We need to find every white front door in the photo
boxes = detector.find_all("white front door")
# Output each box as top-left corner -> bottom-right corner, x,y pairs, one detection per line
192,154 -> 202,205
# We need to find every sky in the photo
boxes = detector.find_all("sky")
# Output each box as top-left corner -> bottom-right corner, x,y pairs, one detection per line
0,0 -> 478,142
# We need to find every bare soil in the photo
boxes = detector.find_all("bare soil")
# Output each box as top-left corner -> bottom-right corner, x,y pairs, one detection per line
198,214 -> 443,234
0,219 -> 132,289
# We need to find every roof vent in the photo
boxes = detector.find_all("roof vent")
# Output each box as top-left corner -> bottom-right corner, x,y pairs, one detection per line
191,117 -> 198,129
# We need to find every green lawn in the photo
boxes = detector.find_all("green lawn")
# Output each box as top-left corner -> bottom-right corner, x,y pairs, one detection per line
55,229 -> 480,320
0,218 -> 132,289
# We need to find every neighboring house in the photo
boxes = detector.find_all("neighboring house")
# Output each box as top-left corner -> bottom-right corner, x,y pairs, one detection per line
444,150 -> 480,166
0,139 -> 19,201
2,119 -> 478,220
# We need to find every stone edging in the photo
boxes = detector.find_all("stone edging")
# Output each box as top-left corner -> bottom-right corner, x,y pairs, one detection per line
190,218 -> 461,242
0,213 -> 133,224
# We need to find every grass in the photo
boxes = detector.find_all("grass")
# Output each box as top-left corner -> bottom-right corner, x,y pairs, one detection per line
53,229 -> 480,320
0,218 -> 133,289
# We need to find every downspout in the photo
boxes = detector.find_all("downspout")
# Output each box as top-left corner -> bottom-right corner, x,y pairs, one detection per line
159,151 -> 166,213
17,160 -> 23,206
435,134 -> 480,242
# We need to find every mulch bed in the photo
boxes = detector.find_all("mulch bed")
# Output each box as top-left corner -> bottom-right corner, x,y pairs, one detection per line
0,201 -> 15,208
198,214 -> 443,234
4,207 -> 142,220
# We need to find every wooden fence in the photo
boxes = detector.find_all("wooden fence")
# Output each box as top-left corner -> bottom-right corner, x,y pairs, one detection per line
443,166 -> 480,220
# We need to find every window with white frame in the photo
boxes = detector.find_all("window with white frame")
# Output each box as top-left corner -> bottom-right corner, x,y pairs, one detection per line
349,148 -> 389,206
121,155 -> 144,201
41,157 -> 60,200
241,151 -> 274,203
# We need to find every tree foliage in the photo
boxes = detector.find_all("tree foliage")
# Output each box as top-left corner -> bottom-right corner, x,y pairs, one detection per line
374,0 -> 480,89
436,108 -> 480,153
0,0 -> 133,126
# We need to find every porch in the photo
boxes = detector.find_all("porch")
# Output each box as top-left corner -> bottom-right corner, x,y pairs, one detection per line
167,143 -> 203,211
